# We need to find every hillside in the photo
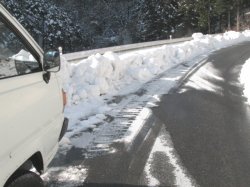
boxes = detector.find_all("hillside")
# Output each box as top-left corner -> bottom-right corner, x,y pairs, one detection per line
1,0 -> 250,53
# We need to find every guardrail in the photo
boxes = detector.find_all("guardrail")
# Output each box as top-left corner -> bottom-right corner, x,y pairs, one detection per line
63,36 -> 193,63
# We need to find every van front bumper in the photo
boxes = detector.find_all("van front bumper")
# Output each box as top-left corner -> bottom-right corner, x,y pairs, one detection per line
59,118 -> 68,141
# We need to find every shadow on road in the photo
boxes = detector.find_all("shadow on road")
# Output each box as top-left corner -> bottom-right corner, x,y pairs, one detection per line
153,88 -> 250,187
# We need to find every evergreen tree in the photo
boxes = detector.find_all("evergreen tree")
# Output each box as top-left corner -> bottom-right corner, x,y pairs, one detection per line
2,0 -> 250,52
177,0 -> 200,36
138,0 -> 178,41
1,0 -> 84,53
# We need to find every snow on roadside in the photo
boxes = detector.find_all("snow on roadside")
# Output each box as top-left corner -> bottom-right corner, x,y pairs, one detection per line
60,30 -> 250,150
42,165 -> 88,187
43,31 -> 250,186
240,58 -> 250,105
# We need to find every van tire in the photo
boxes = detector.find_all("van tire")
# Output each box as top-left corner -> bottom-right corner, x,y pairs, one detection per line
6,170 -> 44,187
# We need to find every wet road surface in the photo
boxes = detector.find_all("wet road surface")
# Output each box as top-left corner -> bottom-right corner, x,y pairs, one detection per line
153,41 -> 250,187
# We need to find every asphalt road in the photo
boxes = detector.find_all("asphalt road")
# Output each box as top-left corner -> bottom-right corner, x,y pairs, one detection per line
47,42 -> 250,187
153,41 -> 250,187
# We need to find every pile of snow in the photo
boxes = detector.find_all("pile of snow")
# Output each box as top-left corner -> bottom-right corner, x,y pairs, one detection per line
60,30 -> 250,141
42,165 -> 87,186
240,58 -> 250,105
11,49 -> 37,62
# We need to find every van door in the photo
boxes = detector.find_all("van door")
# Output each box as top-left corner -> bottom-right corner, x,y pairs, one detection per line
0,15 -> 63,178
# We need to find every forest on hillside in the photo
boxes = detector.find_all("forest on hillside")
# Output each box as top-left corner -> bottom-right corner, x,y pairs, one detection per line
1,0 -> 250,53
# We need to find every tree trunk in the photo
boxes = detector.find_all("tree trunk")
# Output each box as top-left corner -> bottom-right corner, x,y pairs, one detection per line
237,4 -> 240,31
228,10 -> 231,30
218,15 -> 221,32
208,14 -> 211,34
207,0 -> 211,34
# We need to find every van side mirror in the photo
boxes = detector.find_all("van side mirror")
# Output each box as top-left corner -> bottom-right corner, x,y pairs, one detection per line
43,50 -> 60,72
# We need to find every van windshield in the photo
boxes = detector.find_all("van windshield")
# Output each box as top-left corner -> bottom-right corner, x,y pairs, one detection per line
0,19 -> 41,78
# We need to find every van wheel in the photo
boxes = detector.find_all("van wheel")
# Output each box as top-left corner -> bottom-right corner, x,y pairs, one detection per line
6,170 -> 44,187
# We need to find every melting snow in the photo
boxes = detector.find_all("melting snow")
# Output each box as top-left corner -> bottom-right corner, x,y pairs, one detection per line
240,58 -> 250,105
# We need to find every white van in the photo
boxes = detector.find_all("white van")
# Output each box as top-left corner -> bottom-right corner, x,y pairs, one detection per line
0,3 -> 68,187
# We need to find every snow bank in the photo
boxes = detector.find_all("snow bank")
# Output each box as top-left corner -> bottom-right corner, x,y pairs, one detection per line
60,30 -> 250,139
64,31 -> 250,103
240,58 -> 250,105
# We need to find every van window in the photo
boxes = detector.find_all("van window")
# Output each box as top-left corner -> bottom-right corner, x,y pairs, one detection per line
0,20 -> 41,79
